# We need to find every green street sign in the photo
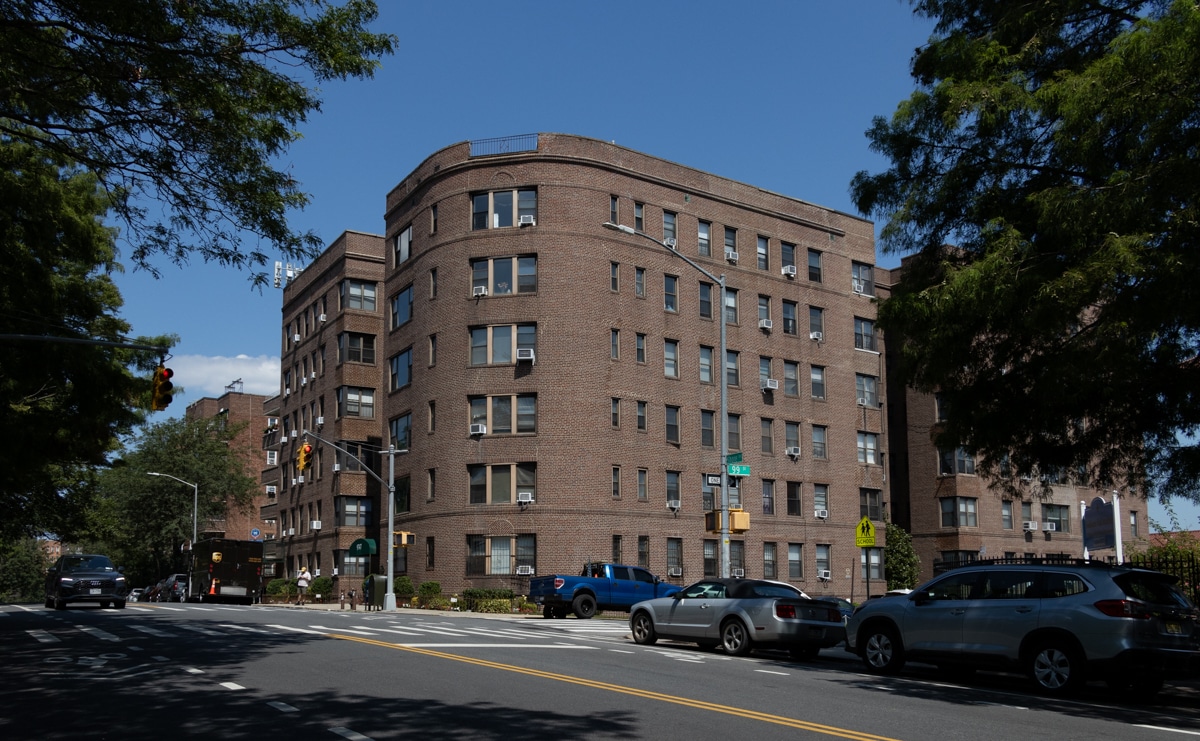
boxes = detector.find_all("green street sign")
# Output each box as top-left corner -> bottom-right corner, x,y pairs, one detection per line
727,464 -> 751,477
725,452 -> 743,464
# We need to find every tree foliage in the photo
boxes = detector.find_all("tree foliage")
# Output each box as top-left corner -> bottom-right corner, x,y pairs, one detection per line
0,537 -> 49,602
883,521 -> 921,591
82,416 -> 259,586
852,1 -> 1200,502
0,0 -> 395,285
0,136 -> 171,540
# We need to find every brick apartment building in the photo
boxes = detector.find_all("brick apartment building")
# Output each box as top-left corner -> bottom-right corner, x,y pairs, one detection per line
263,133 -> 890,601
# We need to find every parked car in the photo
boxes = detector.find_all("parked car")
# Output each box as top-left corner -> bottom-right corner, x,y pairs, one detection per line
816,596 -> 855,623
629,578 -> 846,659
44,554 -> 128,610
159,574 -> 189,602
530,562 -> 682,619
845,560 -> 1200,697
127,588 -> 145,602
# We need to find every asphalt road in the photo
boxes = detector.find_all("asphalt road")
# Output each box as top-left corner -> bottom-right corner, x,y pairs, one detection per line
1,602 -> 1197,740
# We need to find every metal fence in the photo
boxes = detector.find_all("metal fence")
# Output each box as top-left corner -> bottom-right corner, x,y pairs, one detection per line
1124,552 -> 1199,605
469,133 -> 539,157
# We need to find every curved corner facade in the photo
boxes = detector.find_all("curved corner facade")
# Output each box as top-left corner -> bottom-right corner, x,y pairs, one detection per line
270,133 -> 889,600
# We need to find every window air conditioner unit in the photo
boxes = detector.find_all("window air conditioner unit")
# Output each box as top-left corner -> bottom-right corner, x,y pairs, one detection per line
856,397 -> 868,406
265,485 -> 277,495
287,528 -> 295,536
1043,522 -> 1058,532
518,214 -> 536,226
310,520 -> 321,530
732,568 -> 745,578
311,371 -> 317,380
725,250 -> 739,264
516,565 -> 535,575
1023,521 -> 1039,531
296,475 -> 304,484
782,265 -> 797,278
290,430 -> 298,438
785,446 -> 802,458
332,463 -> 340,473
293,334 -> 301,342
809,331 -> 823,341
284,388 -> 290,396
814,509 -> 829,519
663,237 -> 677,249
517,491 -> 535,503
318,313 -> 327,322
290,478 -> 296,486
472,286 -> 488,297
667,566 -> 683,577
516,348 -> 536,362
758,318 -> 773,331
666,499 -> 680,512
300,376 -> 306,386
316,416 -> 324,426
469,423 -> 487,436
818,570 -> 832,580
761,378 -> 779,391
853,279 -> 865,294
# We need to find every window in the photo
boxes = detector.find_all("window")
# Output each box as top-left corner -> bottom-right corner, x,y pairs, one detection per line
338,387 -> 374,419
811,365 -> 826,399
757,235 -> 769,270
427,469 -> 436,501
1043,504 -> 1071,532
698,221 -> 711,256
808,249 -> 822,282
341,333 -> 376,364
389,414 -> 411,452
636,333 -> 646,363
699,346 -> 714,383
724,226 -> 737,256
704,539 -> 718,576
816,545 -> 831,577
426,536 -> 435,569
428,400 -> 436,433
812,426 -> 827,459
809,306 -> 824,337
610,195 -> 618,224
466,534 -> 536,576
394,224 -> 413,266
726,350 -> 740,386
785,422 -> 800,452
468,463 -> 536,505
612,534 -> 622,563
471,323 -> 536,365
612,467 -> 621,498
862,548 -> 883,580
638,469 -> 648,501
860,488 -> 882,521
342,279 -> 376,311
782,301 -> 798,335
664,275 -> 678,312
610,262 -> 619,292
855,317 -> 878,351
267,450 -> 278,466
663,339 -> 678,377
665,405 -> 681,444
727,414 -> 741,451
788,543 -> 803,579
857,432 -> 880,464
787,482 -> 803,516
758,295 -> 770,324
634,202 -> 644,231
339,552 -> 369,578
663,211 -> 676,242
471,256 -> 538,296
666,471 -> 680,508
813,484 -> 828,512
762,479 -> 775,515
699,283 -> 713,319
1002,501 -> 1014,529
389,348 -> 413,391
760,417 -> 773,453
700,410 -> 715,448
856,374 -> 879,407
431,204 -> 438,234
941,497 -> 979,528
701,475 -> 716,511
469,394 -> 537,434
339,497 -> 371,527
611,398 -> 620,428
472,188 -> 536,229
638,536 -> 650,569
611,328 -> 620,359
635,267 -> 645,297
336,441 -> 369,472
637,401 -> 647,431
724,288 -> 739,324
939,447 -> 976,476
852,261 -> 875,296
730,541 -> 745,575
781,241 -> 795,271
428,334 -> 437,366
429,268 -> 437,299
668,538 -> 683,574
1130,510 -> 1139,538
763,543 -> 777,579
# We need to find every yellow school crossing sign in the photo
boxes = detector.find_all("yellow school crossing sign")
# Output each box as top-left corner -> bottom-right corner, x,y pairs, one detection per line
855,517 -> 877,548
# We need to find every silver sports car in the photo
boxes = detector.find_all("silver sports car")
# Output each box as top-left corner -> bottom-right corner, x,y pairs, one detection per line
629,578 -> 846,658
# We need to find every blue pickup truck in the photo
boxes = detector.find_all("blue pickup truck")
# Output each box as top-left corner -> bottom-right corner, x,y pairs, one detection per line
529,562 -> 682,619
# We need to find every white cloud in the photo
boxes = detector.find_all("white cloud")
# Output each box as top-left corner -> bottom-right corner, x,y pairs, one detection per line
170,354 -> 281,399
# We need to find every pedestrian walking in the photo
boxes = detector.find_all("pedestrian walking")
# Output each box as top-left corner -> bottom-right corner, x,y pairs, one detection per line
296,567 -> 311,606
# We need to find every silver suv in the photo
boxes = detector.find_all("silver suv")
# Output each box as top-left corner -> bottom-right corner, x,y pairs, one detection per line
845,560 -> 1199,697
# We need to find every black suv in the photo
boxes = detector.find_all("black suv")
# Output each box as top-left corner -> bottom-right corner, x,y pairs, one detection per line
846,560 -> 1199,697
45,554 -> 128,610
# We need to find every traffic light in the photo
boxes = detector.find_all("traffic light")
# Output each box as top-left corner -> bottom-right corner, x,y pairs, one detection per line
297,443 -> 313,471
151,365 -> 174,411
394,531 -> 414,548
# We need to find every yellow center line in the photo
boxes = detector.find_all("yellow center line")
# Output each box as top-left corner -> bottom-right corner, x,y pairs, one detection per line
329,633 -> 902,741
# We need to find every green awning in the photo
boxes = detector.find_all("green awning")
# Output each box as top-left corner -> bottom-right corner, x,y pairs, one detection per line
348,538 -> 377,557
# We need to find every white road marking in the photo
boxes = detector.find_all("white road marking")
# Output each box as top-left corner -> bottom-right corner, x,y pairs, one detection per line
128,624 -> 176,638
268,701 -> 299,713
27,630 -> 60,643
389,643 -> 598,649
184,667 -> 205,674
329,727 -> 372,740
177,624 -> 226,636
219,682 -> 245,690
218,623 -> 270,633
74,624 -> 121,642
756,670 -> 790,676
269,624 -> 327,635
1134,726 -> 1200,737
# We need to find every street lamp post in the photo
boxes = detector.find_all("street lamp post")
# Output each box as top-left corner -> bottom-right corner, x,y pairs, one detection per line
147,472 -> 198,548
603,221 -> 731,578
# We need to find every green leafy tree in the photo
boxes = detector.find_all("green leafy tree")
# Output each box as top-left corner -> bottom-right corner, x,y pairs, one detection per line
852,1 -> 1200,502
84,416 -> 259,585
0,537 -> 50,602
883,521 -> 920,591
0,137 -> 171,541
1,0 -> 395,285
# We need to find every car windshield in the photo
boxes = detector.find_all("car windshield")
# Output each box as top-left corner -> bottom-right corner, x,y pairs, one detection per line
737,582 -> 804,599
60,556 -> 116,573
1115,572 -> 1195,608
682,582 -> 726,599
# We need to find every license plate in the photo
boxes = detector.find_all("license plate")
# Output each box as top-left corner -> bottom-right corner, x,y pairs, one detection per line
1165,622 -> 1182,635
89,588 -> 101,595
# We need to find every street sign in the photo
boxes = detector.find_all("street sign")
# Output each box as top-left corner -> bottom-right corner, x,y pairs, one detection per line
725,452 -> 743,464
706,474 -> 723,487
250,528 -> 261,540
855,517 -> 877,548
727,464 -> 751,477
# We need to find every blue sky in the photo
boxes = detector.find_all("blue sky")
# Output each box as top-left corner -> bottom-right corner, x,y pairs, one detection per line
109,1 -> 1198,531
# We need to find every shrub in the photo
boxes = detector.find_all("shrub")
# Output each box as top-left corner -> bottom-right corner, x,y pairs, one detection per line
422,595 -> 452,610
394,575 -> 415,602
416,580 -> 442,606
266,578 -> 297,598
309,575 -> 333,602
461,587 -> 514,611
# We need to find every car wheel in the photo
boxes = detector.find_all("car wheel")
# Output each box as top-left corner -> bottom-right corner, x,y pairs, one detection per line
44,596 -> 53,609
553,606 -> 568,619
631,611 -> 657,645
115,600 -> 126,609
861,625 -> 905,674
100,601 -> 111,608
789,646 -> 819,661
542,605 -> 555,619
1028,640 -> 1085,695
571,594 -> 597,619
721,619 -> 752,656
53,597 -> 66,611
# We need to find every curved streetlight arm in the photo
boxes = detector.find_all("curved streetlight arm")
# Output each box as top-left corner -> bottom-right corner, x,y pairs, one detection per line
147,471 -> 198,548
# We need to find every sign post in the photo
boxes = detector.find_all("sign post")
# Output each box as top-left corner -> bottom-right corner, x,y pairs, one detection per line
856,517 -> 877,600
